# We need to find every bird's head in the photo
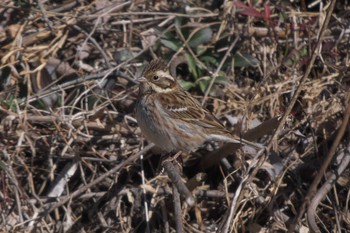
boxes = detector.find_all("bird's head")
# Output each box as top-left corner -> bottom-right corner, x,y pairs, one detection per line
138,59 -> 179,94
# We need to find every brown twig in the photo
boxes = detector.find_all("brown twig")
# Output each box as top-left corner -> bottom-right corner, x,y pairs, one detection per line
24,69 -> 130,104
160,199 -> 170,233
162,160 -> 195,207
269,1 -> 336,152
307,144 -> 350,233
237,0 -> 337,230
36,0 -> 54,31
69,23 -> 112,68
202,36 -> 240,105
220,148 -> 266,233
290,95 -> 350,232
24,21 -> 175,105
35,143 -> 154,220
172,185 -> 184,233
79,11 -> 219,19
186,172 -> 207,192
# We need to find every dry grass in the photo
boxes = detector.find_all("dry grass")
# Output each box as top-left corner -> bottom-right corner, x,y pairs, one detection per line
0,0 -> 350,232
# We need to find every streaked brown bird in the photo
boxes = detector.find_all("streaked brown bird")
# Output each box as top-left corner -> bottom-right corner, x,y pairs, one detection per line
135,59 -> 262,154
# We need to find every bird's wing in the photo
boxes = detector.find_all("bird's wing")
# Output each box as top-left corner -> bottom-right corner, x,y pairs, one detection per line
157,91 -> 229,132
156,91 -> 264,150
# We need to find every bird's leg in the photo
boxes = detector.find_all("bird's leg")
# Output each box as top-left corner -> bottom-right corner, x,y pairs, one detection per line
160,151 -> 183,171
171,151 -> 183,161
161,150 -> 182,163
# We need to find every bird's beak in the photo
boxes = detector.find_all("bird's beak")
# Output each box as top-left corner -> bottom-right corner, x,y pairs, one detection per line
137,76 -> 147,83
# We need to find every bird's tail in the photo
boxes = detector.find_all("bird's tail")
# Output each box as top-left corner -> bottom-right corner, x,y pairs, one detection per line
210,134 -> 264,150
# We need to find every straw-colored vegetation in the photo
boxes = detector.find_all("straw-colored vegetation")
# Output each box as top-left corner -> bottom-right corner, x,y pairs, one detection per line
0,0 -> 349,232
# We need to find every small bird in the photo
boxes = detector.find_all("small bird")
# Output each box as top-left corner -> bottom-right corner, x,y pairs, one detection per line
135,59 -> 262,154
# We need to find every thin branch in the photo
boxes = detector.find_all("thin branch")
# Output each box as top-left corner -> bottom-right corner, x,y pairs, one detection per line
163,160 -> 195,207
291,94 -> 350,231
33,143 -> 154,221
202,36 -> 240,105
307,145 -> 350,233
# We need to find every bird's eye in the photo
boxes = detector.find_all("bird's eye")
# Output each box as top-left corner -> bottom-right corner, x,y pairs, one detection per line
153,75 -> 159,81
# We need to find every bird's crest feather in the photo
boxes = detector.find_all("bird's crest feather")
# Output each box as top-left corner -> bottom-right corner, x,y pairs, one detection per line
144,59 -> 167,75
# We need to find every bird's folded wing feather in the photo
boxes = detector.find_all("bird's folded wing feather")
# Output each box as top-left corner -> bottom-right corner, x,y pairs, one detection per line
157,92 -> 229,132
157,92 -> 264,149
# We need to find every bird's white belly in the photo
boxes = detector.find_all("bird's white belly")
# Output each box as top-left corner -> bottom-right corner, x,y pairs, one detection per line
136,101 -> 176,152
136,101 -> 206,152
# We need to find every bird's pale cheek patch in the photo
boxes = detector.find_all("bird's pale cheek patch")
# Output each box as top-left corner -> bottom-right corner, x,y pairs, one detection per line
155,70 -> 174,81
149,83 -> 173,93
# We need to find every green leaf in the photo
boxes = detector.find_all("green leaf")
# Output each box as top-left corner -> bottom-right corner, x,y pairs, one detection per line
160,38 -> 181,51
178,80 -> 196,91
0,159 -> 8,171
198,76 -> 211,93
197,75 -> 228,93
233,53 -> 260,67
114,49 -> 135,62
185,54 -> 199,78
175,17 -> 184,27
199,55 -> 218,65
214,75 -> 228,85
299,47 -> 308,56
188,27 -> 213,48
